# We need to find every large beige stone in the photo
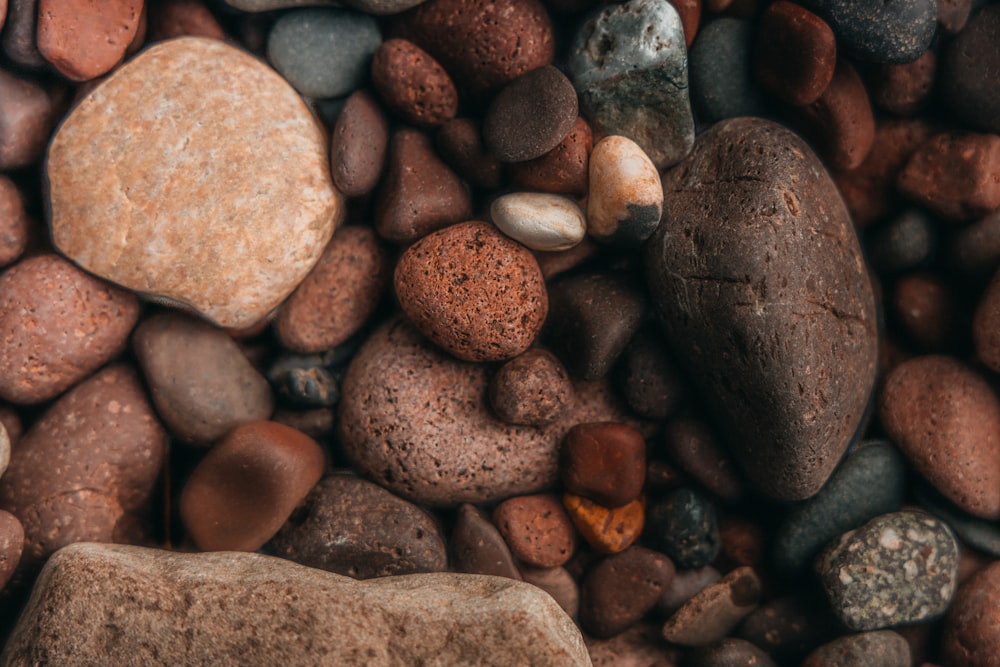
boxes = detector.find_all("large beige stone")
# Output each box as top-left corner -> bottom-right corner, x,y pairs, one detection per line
47,37 -> 343,329
2,543 -> 591,666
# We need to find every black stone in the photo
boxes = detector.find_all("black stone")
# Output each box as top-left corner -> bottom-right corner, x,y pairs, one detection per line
798,0 -> 937,64
645,487 -> 720,569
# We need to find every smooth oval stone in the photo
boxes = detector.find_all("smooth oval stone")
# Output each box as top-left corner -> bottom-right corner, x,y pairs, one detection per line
942,561 -> 1000,667
688,18 -> 768,125
587,136 -> 663,246
568,0 -> 694,169
797,0 -> 937,64
561,422 -> 646,508
754,1 -> 836,106
267,8 -> 381,98
0,176 -> 28,268
36,0 -> 142,81
643,117 -> 878,502
688,638 -> 778,667
269,474 -> 446,579
451,503 -> 522,580
493,493 -> 575,568
509,116 -> 592,197
2,0 -> 45,68
579,546 -> 675,638
490,192 -> 586,252
48,37 -> 343,330
816,510 -> 959,631
645,487 -> 720,569
371,38 -> 457,127
773,440 -> 906,574
942,6 -> 1000,134
330,90 -> 389,198
662,566 -> 761,647
489,348 -> 573,426
803,631 -> 911,667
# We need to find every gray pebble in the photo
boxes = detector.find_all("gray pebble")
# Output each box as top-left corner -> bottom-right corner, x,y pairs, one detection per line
688,18 -> 769,125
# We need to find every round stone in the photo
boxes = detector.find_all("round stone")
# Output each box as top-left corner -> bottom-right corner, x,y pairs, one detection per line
587,135 -> 663,246
330,90 -> 389,198
492,494 -> 575,568
490,192 -> 586,252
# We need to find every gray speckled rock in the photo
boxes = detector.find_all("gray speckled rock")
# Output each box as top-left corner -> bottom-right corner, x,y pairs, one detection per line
688,18 -> 769,125
816,511 -> 959,631
567,0 -> 694,169
267,8 -> 381,98
797,0 -> 937,64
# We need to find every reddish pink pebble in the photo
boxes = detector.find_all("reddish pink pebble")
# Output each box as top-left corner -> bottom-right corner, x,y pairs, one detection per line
371,38 -> 458,128
493,493 -> 575,568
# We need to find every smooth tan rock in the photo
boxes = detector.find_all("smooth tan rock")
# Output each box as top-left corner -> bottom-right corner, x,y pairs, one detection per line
47,37 -> 343,329
2,543 -> 591,666
491,192 -> 587,251
587,135 -> 663,246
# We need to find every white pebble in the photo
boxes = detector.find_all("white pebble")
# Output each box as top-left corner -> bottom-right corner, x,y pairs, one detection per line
490,192 -> 587,251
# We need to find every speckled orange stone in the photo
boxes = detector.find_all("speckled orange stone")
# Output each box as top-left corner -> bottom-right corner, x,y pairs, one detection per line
563,493 -> 644,555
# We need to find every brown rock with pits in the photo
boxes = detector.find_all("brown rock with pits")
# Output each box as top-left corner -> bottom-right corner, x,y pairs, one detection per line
662,566 -> 762,647
0,509 -> 22,590
580,546 -> 675,638
483,65 -> 578,162
493,493 -> 575,568
451,503 -> 522,580
372,38 -> 458,127
435,118 -> 503,189
489,348 -> 573,426
509,116 -> 592,196
561,422 -> 646,508
942,560 -> 1000,667
330,90 -> 389,198
36,0 -> 143,81
874,50 -> 936,116
146,0 -> 225,41
0,176 -> 28,268
754,1 -> 836,106
898,131 -> 1000,221
0,68 -> 65,170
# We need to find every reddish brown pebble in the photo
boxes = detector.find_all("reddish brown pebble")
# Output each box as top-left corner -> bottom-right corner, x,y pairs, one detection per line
879,355 -> 1000,520
942,560 -> 1000,667
375,128 -> 472,244
372,38 -> 458,128
0,510 -> 22,590
561,422 -> 646,508
451,503 -> 522,580
435,118 -> 503,189
662,566 -> 762,647
509,116 -> 592,196
874,50 -> 936,116
493,494 -> 575,568
579,546 -> 675,638
483,65 -> 578,162
0,69 -> 65,170
330,90 -> 389,198
277,225 -> 392,354
519,565 -> 578,617
180,421 -> 326,552
663,416 -> 745,501
754,1 -> 836,106
146,0 -> 225,41
586,623 -> 684,667
898,131 -> 1000,221
394,221 -> 547,362
716,515 -> 766,572
0,176 -> 28,268
489,348 -> 573,425
564,493 -> 645,555
669,0 -> 701,46
36,0 -> 142,81
938,0 -> 972,35
893,272 -> 954,350
0,254 -> 139,405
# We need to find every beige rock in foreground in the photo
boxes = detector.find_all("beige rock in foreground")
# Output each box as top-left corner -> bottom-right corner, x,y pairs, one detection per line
47,37 -> 343,329
2,543 -> 591,667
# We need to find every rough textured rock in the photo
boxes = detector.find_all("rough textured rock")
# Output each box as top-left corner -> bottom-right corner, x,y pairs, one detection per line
645,487 -> 720,569
644,117 -> 878,501
2,543 -> 591,666
493,494 -> 575,568
489,348 -> 573,426
330,90 -> 389,198
36,0 -> 143,81
47,37 -> 343,329
942,561 -> 1000,667
802,630 -> 911,667
371,38 -> 457,127
228,0 -> 426,13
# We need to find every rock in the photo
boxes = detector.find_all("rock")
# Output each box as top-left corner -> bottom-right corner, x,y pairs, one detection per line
615,327 -> 686,421
657,566 -> 721,616
509,116 -> 592,196
644,117 -> 878,502
269,474 -> 446,578
276,225 -> 392,354
942,560 -> 1000,667
520,565 -> 578,617
567,0 -> 695,169
0,68 -> 64,170
488,348 -> 573,426
1,0 -> 45,68
560,422 -> 646,508
645,487 -> 720,569
267,8 -> 381,98
893,273 -> 954,350
330,90 -> 389,198
435,118 -> 503,189
0,509 -> 22,590
228,0 -> 426,13
339,317 -> 639,506
48,37 -> 343,330
586,623 -> 683,667
0,364 -> 166,567
2,543 -> 591,666
669,0 -> 700,45
899,131 -> 1000,222
918,483 -> 1000,558
493,494 -> 575,568
688,638 -> 779,667
662,416 -> 745,500
266,354 -> 340,408
937,0 -> 972,35
579,546 -> 675,638
736,594 -> 839,662
803,631 -> 911,667
451,503 -> 522,580
942,5 -> 1000,134
688,17 -> 768,125
662,566 -> 761,647
0,176 -> 28,268
797,0 -> 937,64
133,312 -> 274,444
490,193 -> 586,252
753,1 -> 836,106
816,511 -> 959,631
868,208 -> 936,275
483,65 -> 578,163
394,221 -> 547,362
873,50 -> 936,115
0,254 -> 139,405
146,0 -> 225,41
371,38 -> 457,127
586,136 -> 663,246
36,0 -> 142,81
879,355 -> 1000,520
564,494 -> 645,555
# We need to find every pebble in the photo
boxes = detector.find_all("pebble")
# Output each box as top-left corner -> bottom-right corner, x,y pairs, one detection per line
586,623 -> 683,667
272,407 -> 335,440
0,509 -> 22,591
276,225 -> 392,354
753,1 -> 836,106
772,440 -> 907,574
375,127 -> 472,245
644,117 -> 878,501
483,65 -> 578,163
816,510 -> 959,631
802,630 -> 912,667
330,90 -> 389,197
942,560 -> 1000,667
0,364 -> 166,567
146,0 -> 225,42
133,312 -> 274,445
394,221 -> 547,362
48,37 -> 342,330
942,5 -> 1000,134
688,18 -> 768,125
948,209 -> 1000,280
450,503 -> 522,580
669,0 -> 700,45
267,354 -> 340,408
509,116 -> 592,196
663,415 -> 745,500
564,494 -> 645,555
0,68 -> 65,170
0,254 -> 139,405
615,328 -> 686,421
561,422 -> 646,508
657,566 -> 721,616
493,494 -> 576,568
867,208 -> 937,275
3,543 -> 591,666
662,566 -> 761,647
268,474 -> 447,579
371,38 -> 458,127
579,546 -> 674,638
520,565 -> 579,618
687,638 -> 778,667
228,0 -> 425,12
893,273 -> 954,350
586,136 -> 663,246
0,177 -> 27,268
874,50 -> 936,116
266,8 -> 381,98
568,0 -> 695,169
937,0 -> 972,35
36,0 -> 142,81
490,192 -> 587,252
918,482 -> 1000,558
879,355 -> 1000,520
899,131 -> 1000,222
645,487 -> 720,569
488,348 -> 573,426
435,118 -> 503,189
796,0 -> 937,64
736,594 -> 839,661
2,0 -> 45,68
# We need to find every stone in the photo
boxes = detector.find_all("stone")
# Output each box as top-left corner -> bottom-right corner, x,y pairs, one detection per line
662,566 -> 761,647
371,38 -> 457,127
942,6 -> 1000,134
688,638 -> 778,667
267,8 -> 381,98
579,546 -> 675,638
375,128 -> 472,245
0,364 -> 166,567
918,482 -> 1000,558
586,623 -> 683,667
879,355 -> 1000,519
688,17 -> 768,125
520,566 -> 578,619
227,0 -> 426,13
873,50 -> 936,115
564,494 -> 645,555
586,136 -> 663,246
338,318 -> 640,506
276,225 -> 392,354
490,193 -> 587,252
644,117 -> 878,502
717,515 -> 766,572
560,422 -> 646,508
615,327 -> 686,421
0,176 -> 28,268
488,348 -> 573,426
802,631 -> 911,667
493,494 -> 575,568
0,68 -> 65,170
2,543 -> 591,666
816,511 -> 959,631
435,118 -> 503,189
1,0 -> 45,68
266,354 -> 340,409
948,209 -> 1000,280
509,116 -> 592,196
269,474 -> 446,578
36,0 -> 142,81
657,566 -> 721,616
146,0 -> 225,41
797,0 -> 937,64
48,37 -> 343,330
0,254 -> 139,405
483,65 -> 578,163
736,594 -> 839,662
645,487 -> 720,569
867,208 -> 936,275
938,0 -> 972,35
133,312 -> 274,445
669,0 -> 700,45
568,0 -> 694,169
272,407 -> 335,441
753,1 -> 836,106
942,561 -> 1000,667
0,509 -> 22,590
451,503 -> 522,580
394,221 -> 547,362
663,416 -> 745,500
893,273 -> 954,350
330,90 -> 389,198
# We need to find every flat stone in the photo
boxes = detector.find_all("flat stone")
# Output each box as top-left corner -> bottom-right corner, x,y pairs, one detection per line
662,566 -> 761,647
36,0 -> 142,81
490,192 -> 587,252
451,503 -> 522,580
580,546 -> 675,638
587,135 -> 663,246
47,37 -> 343,330
2,543 -> 591,666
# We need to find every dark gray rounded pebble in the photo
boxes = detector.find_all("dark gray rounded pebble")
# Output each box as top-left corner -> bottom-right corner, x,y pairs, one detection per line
917,482 -> 1000,558
615,326 -> 686,421
797,0 -> 937,64
688,18 -> 769,125
686,638 -> 778,667
450,503 -> 523,580
867,208 -> 937,275
267,8 -> 382,98
645,487 -> 720,569
267,354 -> 340,408
942,5 -> 1000,134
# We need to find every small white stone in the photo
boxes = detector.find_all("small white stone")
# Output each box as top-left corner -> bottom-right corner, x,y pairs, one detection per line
587,135 -> 663,246
490,192 -> 587,251
0,422 -> 8,480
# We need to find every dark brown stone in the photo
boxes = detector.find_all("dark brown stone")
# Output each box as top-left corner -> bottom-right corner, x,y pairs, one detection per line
663,415 -> 745,500
948,208 -> 1000,279
942,560 -> 1000,667
2,0 -> 45,67
146,0 -> 225,42
483,65 -> 578,162
898,131 -> 1000,221
657,566 -> 721,616
561,422 -> 646,508
942,5 -> 1000,133
938,0 -> 972,35
489,348 -> 573,425
330,90 -> 389,198
873,50 -> 936,116
0,509 -> 21,591
372,38 -> 458,127
0,176 -> 28,268
736,594 -> 839,662
615,327 -> 686,420
435,117 -> 503,189
493,493 -> 575,568
0,68 -> 65,170
754,1 -> 836,106
892,272 -> 954,350
579,546 -> 675,638
450,503 -> 522,580
509,116 -> 592,196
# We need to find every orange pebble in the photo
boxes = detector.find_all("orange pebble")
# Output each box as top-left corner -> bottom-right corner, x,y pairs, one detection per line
563,493 -> 644,554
